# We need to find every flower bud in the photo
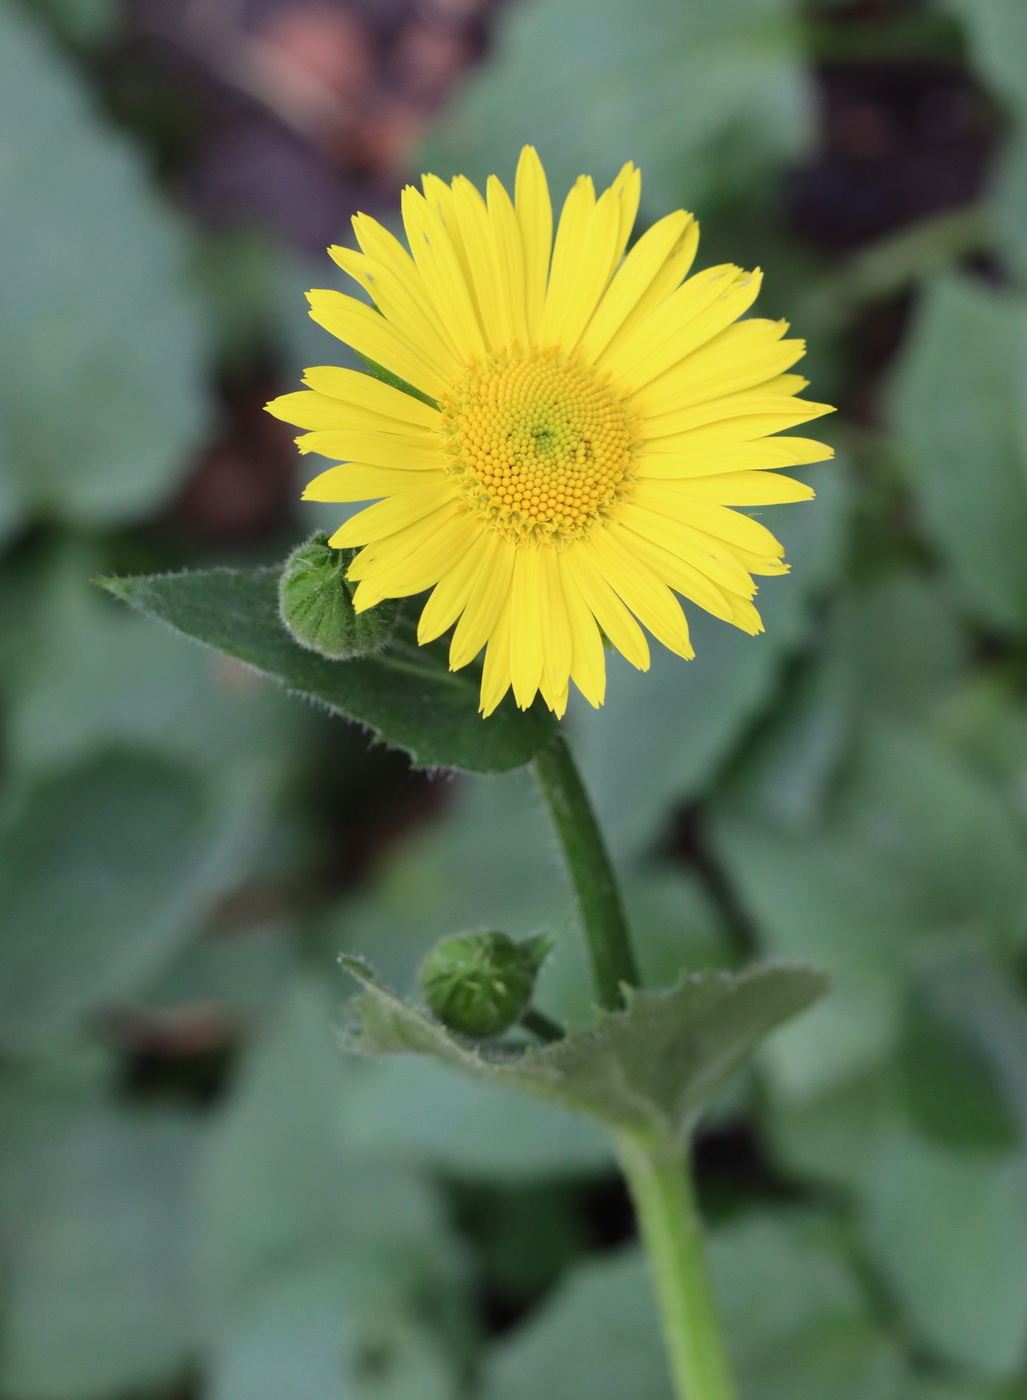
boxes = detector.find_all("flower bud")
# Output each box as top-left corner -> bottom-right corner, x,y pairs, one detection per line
418,929 -> 554,1039
278,533 -> 398,659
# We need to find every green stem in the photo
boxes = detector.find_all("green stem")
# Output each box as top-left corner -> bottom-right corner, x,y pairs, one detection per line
520,1006 -> 565,1043
617,1132 -> 736,1400
532,731 -> 639,1010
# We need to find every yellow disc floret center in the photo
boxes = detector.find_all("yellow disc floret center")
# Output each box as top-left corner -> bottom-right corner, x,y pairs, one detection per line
440,348 -> 638,544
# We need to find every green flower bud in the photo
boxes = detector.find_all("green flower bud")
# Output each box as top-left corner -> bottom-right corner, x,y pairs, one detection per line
278,532 -> 398,660
418,930 -> 554,1039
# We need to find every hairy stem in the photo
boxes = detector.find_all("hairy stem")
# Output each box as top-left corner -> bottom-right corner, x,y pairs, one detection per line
617,1132 -> 736,1400
533,731 -> 639,1009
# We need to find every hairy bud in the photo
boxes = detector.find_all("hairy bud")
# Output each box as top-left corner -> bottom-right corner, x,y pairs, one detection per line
278,532 -> 398,659
418,929 -> 554,1039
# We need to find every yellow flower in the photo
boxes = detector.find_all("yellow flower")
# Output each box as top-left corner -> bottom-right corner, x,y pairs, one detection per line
267,147 -> 833,718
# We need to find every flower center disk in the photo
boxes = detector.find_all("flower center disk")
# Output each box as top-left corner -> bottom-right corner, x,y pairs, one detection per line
441,349 -> 637,544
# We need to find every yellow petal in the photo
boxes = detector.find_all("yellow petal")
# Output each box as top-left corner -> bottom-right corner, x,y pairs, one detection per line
515,146 -> 552,342
586,526 -> 693,660
560,542 -> 650,672
295,429 -> 443,469
346,502 -> 465,583
606,265 -> 761,391
487,174 -> 531,350
557,552 -> 607,707
579,210 -> 694,364
609,162 -> 642,279
306,290 -> 447,401
480,593 -> 514,716
510,547 -> 545,709
598,217 -> 700,366
616,521 -> 737,625
550,185 -> 625,353
635,436 -> 834,479
622,268 -> 764,394
349,511 -> 479,606
302,463 -> 447,502
329,244 -> 463,378
538,544 -> 573,700
638,322 -> 806,422
401,184 -> 488,361
678,471 -> 816,506
451,175 -> 515,353
302,365 -> 440,428
330,483 -> 455,546
632,482 -> 784,557
540,175 -> 596,347
619,502 -> 757,597
449,537 -> 516,670
417,529 -> 497,644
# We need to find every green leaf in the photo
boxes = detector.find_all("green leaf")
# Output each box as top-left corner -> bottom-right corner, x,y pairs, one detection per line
890,275 -> 1027,631
858,1122 -> 1027,1379
898,948 -> 1024,1151
712,1213 -> 905,1400
102,567 -> 555,775
484,1250 -> 671,1400
0,6 -> 207,528
195,975 -> 463,1385
341,957 -> 826,1142
422,0 -> 810,216
340,1057 -> 611,1181
0,1105 -> 199,1399
0,749 -> 259,1050
716,721 -> 1027,1097
484,1212 -> 903,1400
8,545 -> 301,781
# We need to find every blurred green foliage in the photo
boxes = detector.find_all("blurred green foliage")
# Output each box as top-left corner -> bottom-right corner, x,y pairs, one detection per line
4,0 -> 1027,1396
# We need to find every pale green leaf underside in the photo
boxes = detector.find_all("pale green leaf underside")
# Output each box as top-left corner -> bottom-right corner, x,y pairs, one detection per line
101,566 -> 555,775
340,957 -> 827,1142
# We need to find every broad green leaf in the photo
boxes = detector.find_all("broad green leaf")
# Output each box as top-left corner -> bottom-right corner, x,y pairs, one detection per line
764,1068 -> 898,1195
858,1122 -> 1027,1378
19,0 -> 120,46
423,0 -> 810,216
890,275 -> 1027,631
941,0 -> 1027,289
485,1212 -> 903,1400
898,946 -> 1027,1150
716,721 -> 1027,1097
208,1277 -> 453,1400
102,567 -> 555,775
571,466 -> 846,859
0,749 -> 261,1050
195,975 -> 463,1395
341,957 -> 826,1141
712,1213 -> 905,1400
485,1250 -> 671,1400
341,1057 -> 611,1181
0,1106 -> 198,1400
9,546 -> 302,781
0,6 -> 207,528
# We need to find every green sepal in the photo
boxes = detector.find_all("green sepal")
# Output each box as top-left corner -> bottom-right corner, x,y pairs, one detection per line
354,350 -> 440,411
340,955 -> 828,1143
278,532 -> 398,660
100,567 -> 555,775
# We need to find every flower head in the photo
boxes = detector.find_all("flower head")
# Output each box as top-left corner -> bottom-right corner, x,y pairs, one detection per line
267,148 -> 833,717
